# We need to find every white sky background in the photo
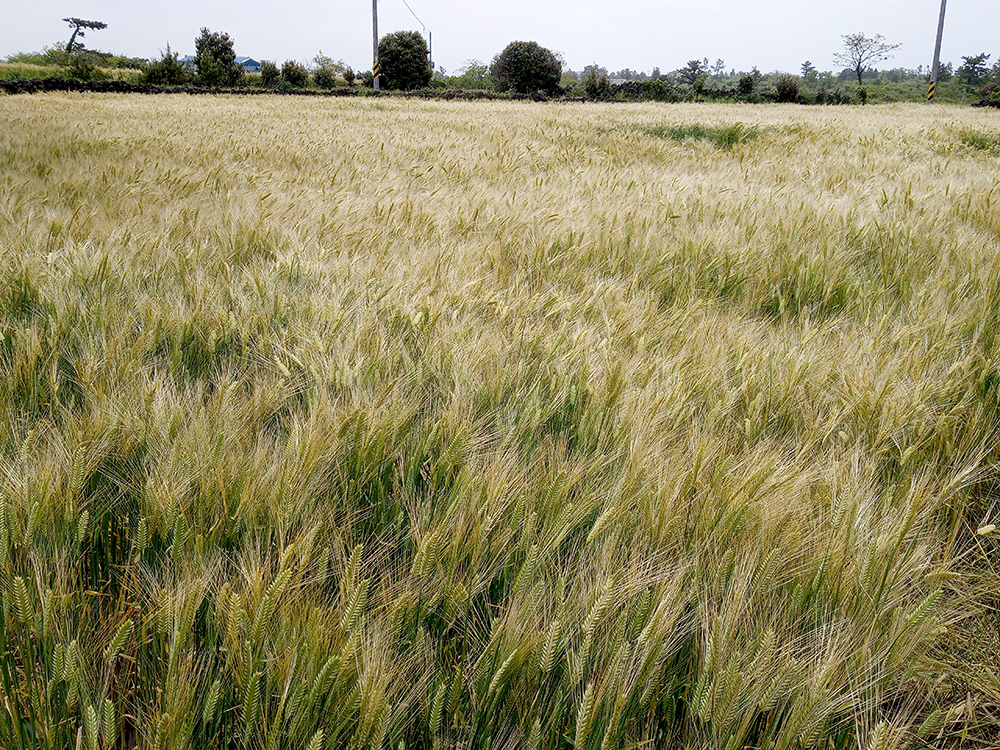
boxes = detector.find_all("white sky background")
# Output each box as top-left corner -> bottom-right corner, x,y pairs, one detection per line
2,1 -> 997,76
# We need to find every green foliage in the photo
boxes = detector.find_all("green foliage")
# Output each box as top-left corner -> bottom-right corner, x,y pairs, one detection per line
313,67 -> 336,89
378,31 -> 431,90
957,53 -> 992,88
644,122 -> 760,150
491,40 -> 562,94
312,53 -> 346,76
957,128 -> 1000,155
312,54 -> 345,89
142,46 -> 193,86
677,59 -> 708,92
446,60 -> 492,90
737,72 -> 759,98
774,74 -> 800,102
343,66 -> 356,86
584,67 -> 612,99
194,27 -> 243,88
66,52 -> 104,81
260,60 -> 279,87
281,60 -> 309,88
3,45 -> 71,66
642,77 -> 679,101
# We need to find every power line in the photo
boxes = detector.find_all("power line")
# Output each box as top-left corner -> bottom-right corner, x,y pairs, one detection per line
399,0 -> 428,33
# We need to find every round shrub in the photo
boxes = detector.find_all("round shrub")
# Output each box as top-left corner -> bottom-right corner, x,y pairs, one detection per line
378,31 -> 431,90
490,41 -> 561,95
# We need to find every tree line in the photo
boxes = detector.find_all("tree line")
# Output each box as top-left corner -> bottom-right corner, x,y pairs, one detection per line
5,21 -> 999,106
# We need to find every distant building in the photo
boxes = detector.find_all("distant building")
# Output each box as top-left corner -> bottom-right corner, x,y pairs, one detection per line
177,56 -> 261,74
236,57 -> 261,74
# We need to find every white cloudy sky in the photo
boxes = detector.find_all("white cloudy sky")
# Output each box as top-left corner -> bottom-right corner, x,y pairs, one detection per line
2,0 -> 997,76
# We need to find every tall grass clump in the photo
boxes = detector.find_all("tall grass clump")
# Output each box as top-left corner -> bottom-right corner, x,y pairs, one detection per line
0,94 -> 998,748
643,121 -> 759,149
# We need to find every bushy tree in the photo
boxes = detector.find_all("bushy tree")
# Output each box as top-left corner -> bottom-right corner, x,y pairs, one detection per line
737,69 -> 762,99
378,31 -> 431,90
312,54 -> 345,89
450,60 -> 491,90
143,45 -> 193,85
677,59 -> 708,92
584,68 -> 611,98
833,32 -> 901,86
775,74 -> 800,102
260,60 -> 279,87
313,67 -> 336,89
281,60 -> 309,88
491,41 -> 561,94
194,28 -> 243,87
957,53 -> 991,86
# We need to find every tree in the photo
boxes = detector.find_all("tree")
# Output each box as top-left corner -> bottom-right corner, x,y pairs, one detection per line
957,53 -> 991,86
833,32 -> 901,86
63,18 -> 106,52
143,45 -> 193,85
194,28 -> 243,88
801,61 -> 816,77
491,41 -> 562,95
452,60 -> 491,90
281,60 -> 309,88
584,68 -> 611,98
260,60 -> 280,87
677,60 -> 708,91
378,31 -> 431,90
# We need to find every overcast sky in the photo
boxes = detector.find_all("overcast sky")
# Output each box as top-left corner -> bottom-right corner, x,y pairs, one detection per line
3,1 -> 997,76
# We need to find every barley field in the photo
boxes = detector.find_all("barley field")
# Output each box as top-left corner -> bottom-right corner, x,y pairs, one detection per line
1,93 -> 999,749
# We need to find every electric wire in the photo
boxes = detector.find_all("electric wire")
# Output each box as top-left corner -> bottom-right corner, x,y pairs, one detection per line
399,0 -> 428,33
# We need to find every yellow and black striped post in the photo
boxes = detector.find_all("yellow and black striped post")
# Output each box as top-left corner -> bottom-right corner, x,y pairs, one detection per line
372,0 -> 380,91
927,0 -> 947,104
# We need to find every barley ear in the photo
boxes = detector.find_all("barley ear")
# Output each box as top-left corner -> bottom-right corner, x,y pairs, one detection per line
75,510 -> 89,547
203,678 -> 222,725
84,704 -> 99,750
103,698 -> 117,748
13,575 -> 32,627
306,729 -> 325,750
104,618 -> 134,664
574,681 -> 596,749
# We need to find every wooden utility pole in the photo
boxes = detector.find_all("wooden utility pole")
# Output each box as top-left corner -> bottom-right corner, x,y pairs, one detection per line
928,0 -> 947,102
372,0 -> 380,91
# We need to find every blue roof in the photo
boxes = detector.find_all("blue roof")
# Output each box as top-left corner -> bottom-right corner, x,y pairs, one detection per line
178,56 -> 258,65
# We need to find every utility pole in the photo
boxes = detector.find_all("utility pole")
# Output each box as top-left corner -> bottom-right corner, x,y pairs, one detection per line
372,0 -> 380,91
928,0 -> 947,102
